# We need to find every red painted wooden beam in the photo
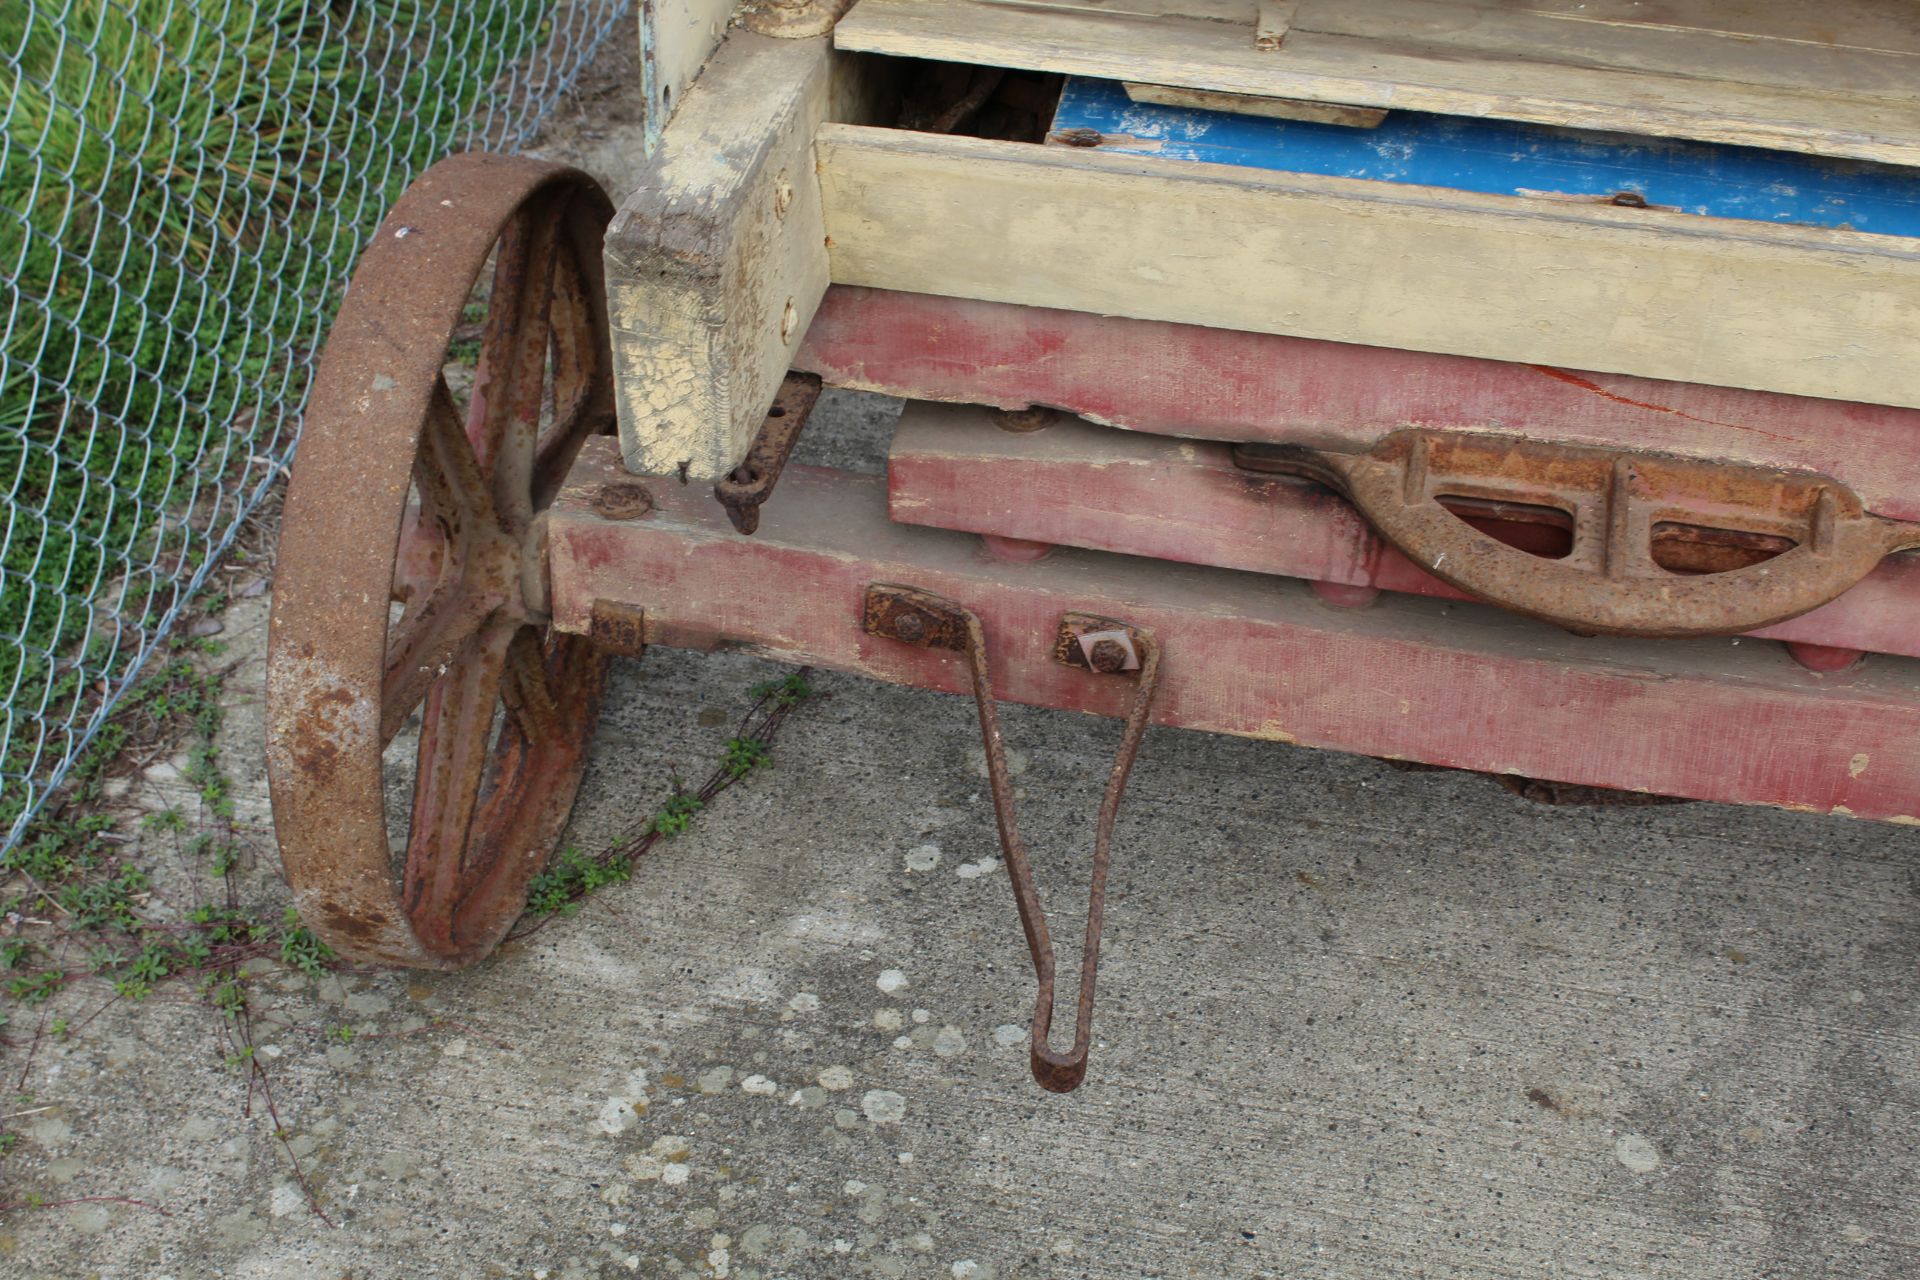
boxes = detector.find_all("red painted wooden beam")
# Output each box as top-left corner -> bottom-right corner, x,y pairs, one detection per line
796,286 -> 1920,523
885,403 -> 1920,660
548,440 -> 1920,824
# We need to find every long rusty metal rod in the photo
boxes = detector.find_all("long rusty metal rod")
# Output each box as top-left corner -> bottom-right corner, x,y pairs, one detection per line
959,612 -> 1162,1092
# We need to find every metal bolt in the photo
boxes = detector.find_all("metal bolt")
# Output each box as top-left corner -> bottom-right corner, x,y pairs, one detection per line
590,481 -> 654,521
892,611 -> 926,643
990,406 -> 1059,434
1087,638 -> 1128,673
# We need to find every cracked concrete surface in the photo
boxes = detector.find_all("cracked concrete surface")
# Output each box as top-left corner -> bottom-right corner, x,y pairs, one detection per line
6,28 -> 1920,1280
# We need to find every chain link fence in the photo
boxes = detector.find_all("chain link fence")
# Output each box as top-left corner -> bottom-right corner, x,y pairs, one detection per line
0,0 -> 635,846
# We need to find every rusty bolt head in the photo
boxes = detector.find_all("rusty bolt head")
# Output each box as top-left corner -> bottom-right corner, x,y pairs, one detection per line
1049,127 -> 1103,148
591,481 -> 654,521
990,406 -> 1060,434
892,610 -> 927,643
1087,638 -> 1129,674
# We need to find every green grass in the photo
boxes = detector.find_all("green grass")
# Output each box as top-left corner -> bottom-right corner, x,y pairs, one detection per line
0,0 -> 566,833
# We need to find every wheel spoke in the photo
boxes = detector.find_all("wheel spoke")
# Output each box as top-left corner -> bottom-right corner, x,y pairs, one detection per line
534,236 -> 613,505
392,504 -> 446,604
386,375 -> 514,739
500,628 -> 565,746
546,239 -> 595,438
382,580 -> 493,745
416,375 -> 496,531
402,620 -> 516,943
469,202 -> 561,536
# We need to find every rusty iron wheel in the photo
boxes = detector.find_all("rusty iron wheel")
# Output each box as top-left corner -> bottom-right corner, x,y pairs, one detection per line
266,154 -> 618,968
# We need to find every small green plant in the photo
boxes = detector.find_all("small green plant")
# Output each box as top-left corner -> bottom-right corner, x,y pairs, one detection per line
752,671 -> 814,709
189,904 -> 266,946
177,931 -> 213,968
723,736 -> 769,780
652,791 -> 704,837
278,909 -> 335,978
0,939 -> 28,969
6,971 -> 60,1004
58,865 -> 149,930
527,845 -> 633,916
127,944 -> 171,985
49,1017 -> 68,1038
506,669 -> 819,931
205,976 -> 246,1019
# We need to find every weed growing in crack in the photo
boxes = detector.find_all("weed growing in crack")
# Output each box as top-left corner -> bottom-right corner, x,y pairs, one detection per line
651,790 -> 704,837
514,667 -> 820,926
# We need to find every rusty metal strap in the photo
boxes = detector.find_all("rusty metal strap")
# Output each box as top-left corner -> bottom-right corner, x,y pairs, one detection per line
713,372 -> 823,535
863,585 -> 1162,1091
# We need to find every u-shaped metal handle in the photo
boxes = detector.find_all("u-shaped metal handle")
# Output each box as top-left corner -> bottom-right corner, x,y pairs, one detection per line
863,585 -> 1162,1092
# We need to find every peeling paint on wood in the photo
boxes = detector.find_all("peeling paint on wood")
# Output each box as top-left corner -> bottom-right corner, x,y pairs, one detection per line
795,287 -> 1920,524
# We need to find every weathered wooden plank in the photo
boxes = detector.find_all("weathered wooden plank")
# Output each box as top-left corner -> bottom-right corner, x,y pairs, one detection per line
885,401 -> 1920,659
833,0 -> 1920,164
971,0 -> 1920,49
605,32 -> 891,482
548,440 -> 1920,823
1507,0 -> 1920,56
1298,0 -> 1920,103
797,288 -> 1920,524
606,31 -> 830,482
641,0 -> 738,154
978,0 -> 1253,21
813,127 -> 1920,414
1122,80 -> 1387,126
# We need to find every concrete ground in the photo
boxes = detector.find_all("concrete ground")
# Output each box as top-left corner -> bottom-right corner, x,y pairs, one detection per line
8,29 -> 1920,1280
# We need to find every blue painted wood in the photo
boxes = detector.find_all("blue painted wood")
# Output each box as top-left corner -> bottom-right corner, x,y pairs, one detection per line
1054,78 -> 1920,239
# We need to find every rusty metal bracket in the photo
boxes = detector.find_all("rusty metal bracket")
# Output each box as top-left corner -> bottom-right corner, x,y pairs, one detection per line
1236,429 -> 1920,638
862,585 -> 1162,1092
713,372 -> 823,536
1055,613 -> 1146,673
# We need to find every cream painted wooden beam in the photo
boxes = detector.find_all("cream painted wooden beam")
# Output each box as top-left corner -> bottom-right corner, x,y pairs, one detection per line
814,124 -> 1920,412
641,0 -> 738,154
605,31 -> 860,481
